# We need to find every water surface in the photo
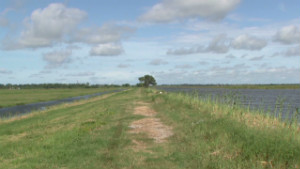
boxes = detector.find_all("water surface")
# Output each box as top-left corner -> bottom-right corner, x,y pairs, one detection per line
0,89 -> 124,118
157,87 -> 300,119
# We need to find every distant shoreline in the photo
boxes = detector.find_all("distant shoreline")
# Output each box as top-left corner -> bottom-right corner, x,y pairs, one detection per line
157,84 -> 300,89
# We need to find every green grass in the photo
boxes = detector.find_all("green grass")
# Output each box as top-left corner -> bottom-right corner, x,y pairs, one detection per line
151,89 -> 300,169
0,88 -> 299,169
0,88 -> 121,108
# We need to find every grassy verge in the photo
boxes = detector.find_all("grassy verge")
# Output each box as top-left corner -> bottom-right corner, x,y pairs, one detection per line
0,88 -> 122,108
0,88 -> 299,169
0,89 -> 138,169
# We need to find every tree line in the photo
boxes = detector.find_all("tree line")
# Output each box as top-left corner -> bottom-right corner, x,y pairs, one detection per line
0,75 -> 157,89
0,83 -> 127,89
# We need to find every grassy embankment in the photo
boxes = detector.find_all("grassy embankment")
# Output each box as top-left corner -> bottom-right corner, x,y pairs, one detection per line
0,88 -> 299,169
0,88 -> 121,108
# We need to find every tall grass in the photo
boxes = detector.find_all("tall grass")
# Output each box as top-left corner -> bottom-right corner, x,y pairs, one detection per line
166,90 -> 300,130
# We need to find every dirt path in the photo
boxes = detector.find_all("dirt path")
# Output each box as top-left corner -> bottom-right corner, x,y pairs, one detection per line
129,102 -> 173,152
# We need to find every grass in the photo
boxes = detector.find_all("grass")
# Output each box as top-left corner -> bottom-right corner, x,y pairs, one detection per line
151,89 -> 300,168
0,88 -> 299,169
0,88 -> 121,108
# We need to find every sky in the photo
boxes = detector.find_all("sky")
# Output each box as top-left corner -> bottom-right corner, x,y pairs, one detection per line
0,0 -> 299,85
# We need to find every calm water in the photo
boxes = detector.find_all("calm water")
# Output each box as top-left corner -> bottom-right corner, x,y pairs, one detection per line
157,87 -> 300,119
0,89 -> 124,118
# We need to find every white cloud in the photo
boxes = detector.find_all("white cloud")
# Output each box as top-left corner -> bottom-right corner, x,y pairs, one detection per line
232,34 -> 267,50
90,43 -> 123,56
167,33 -> 269,55
5,3 -> 87,49
206,34 -> 230,53
43,49 -> 72,68
149,59 -> 168,65
140,0 -> 240,23
274,25 -> 300,44
167,34 -> 230,55
153,66 -> 300,84
71,24 -> 135,44
167,46 -> 204,55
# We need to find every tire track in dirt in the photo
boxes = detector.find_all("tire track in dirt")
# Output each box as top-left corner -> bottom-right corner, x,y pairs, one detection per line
129,103 -> 173,152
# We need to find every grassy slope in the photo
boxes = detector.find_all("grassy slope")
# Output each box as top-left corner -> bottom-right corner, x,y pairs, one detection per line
0,88 -> 299,169
0,88 -> 119,108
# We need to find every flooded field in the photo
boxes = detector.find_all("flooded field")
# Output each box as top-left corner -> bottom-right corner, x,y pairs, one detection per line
0,89 -> 124,118
157,87 -> 300,119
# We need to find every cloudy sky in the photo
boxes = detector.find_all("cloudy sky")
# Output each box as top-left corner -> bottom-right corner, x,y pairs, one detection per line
0,0 -> 299,85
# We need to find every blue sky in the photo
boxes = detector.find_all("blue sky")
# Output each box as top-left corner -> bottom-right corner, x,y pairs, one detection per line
0,0 -> 299,85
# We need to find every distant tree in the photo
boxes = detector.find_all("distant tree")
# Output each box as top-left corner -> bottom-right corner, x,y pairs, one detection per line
138,75 -> 157,87
122,83 -> 130,87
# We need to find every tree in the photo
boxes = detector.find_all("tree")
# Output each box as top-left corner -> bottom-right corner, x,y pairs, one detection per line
138,75 -> 157,87
122,83 -> 130,87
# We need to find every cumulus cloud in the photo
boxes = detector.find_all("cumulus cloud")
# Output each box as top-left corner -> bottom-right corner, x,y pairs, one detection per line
206,34 -> 230,53
71,24 -> 135,44
166,46 -> 204,55
16,3 -> 86,49
139,0 -> 240,23
167,34 -> 230,55
149,59 -> 168,65
90,43 -> 123,56
2,3 -> 86,50
274,25 -> 300,44
43,49 -> 72,68
1,3 -> 135,59
232,34 -> 267,50
167,33 -> 269,55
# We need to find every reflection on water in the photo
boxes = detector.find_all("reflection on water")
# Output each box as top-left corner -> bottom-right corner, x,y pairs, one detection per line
0,89 -> 124,118
157,87 -> 300,120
